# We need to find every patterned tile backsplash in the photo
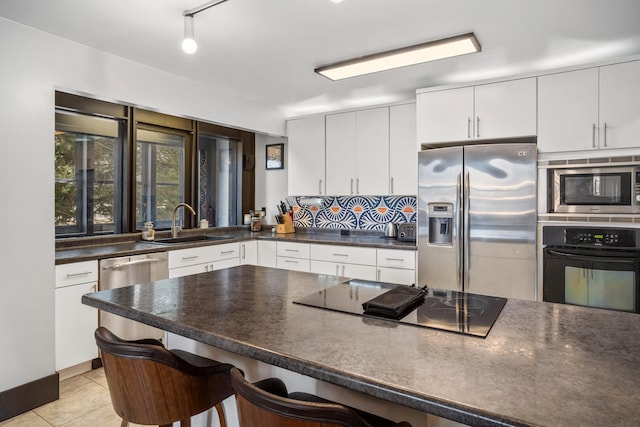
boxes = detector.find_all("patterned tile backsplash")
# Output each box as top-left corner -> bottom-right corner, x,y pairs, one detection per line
292,196 -> 417,230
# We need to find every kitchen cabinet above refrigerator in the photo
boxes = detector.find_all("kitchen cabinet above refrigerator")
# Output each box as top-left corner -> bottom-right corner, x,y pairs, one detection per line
417,78 -> 537,145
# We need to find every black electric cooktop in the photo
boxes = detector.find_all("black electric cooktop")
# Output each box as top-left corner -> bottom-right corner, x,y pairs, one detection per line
293,280 -> 507,338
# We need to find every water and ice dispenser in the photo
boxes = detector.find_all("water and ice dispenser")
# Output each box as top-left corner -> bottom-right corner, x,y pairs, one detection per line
428,203 -> 453,245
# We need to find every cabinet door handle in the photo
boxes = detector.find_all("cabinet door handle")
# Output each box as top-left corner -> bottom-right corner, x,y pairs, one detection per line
350,178 -> 354,195
476,117 -> 480,138
356,178 -> 360,195
241,244 -> 246,259
66,271 -> 93,278
592,123 -> 597,148
319,179 -> 323,195
603,122 -> 608,147
390,176 -> 394,194
377,269 -> 381,281
335,265 -> 339,276
467,117 -> 471,139
341,265 -> 345,276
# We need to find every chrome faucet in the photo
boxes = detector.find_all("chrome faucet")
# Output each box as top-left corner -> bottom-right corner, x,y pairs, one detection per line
172,203 -> 196,238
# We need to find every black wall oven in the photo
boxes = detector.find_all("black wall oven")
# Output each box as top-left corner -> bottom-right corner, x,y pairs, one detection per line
543,226 -> 640,313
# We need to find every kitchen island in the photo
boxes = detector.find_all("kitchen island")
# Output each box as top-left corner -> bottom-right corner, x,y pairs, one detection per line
82,265 -> 640,427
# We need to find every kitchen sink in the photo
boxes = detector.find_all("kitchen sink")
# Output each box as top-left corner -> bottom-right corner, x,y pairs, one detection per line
151,235 -> 233,244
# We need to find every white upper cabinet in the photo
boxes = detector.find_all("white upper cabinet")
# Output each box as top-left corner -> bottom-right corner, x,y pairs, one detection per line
355,107 -> 390,195
389,103 -> 417,195
473,78 -> 537,139
326,107 -> 389,196
599,60 -> 640,150
538,60 -> 640,153
287,115 -> 326,196
325,111 -> 357,195
417,78 -> 537,145
538,68 -> 599,152
417,86 -> 473,144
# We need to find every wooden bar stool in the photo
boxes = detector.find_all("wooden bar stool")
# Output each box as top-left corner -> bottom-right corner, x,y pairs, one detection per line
95,327 -> 235,427
230,367 -> 413,427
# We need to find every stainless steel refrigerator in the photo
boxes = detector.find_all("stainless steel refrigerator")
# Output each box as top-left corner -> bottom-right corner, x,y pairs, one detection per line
417,142 -> 537,300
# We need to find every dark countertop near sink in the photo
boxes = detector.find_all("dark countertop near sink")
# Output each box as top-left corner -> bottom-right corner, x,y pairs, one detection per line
82,265 -> 640,427
55,227 -> 415,264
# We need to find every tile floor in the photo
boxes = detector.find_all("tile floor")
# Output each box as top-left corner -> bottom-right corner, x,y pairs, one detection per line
0,368 -> 147,427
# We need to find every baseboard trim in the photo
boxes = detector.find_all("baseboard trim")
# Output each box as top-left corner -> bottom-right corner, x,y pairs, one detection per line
0,373 -> 59,422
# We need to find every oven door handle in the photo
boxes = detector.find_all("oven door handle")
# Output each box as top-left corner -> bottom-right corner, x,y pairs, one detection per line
546,249 -> 638,264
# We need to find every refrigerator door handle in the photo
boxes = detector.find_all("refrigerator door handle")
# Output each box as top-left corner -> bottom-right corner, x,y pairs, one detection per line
456,172 -> 463,291
464,170 -> 471,291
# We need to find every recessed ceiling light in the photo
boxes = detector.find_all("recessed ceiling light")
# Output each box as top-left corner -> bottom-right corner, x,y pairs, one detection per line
315,33 -> 481,81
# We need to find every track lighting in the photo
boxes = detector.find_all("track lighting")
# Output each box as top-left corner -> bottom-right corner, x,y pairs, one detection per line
182,15 -> 197,54
181,0 -> 229,54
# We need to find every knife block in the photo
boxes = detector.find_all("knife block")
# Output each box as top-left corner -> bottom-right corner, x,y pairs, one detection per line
276,214 -> 295,234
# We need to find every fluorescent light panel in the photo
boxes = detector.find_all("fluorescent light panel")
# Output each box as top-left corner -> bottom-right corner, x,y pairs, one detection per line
315,33 -> 481,81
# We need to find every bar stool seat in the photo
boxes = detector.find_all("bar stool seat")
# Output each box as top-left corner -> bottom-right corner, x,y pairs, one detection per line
230,367 -> 412,427
95,327 -> 235,427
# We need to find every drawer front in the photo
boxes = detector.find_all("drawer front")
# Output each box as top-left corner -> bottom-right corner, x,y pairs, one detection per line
276,242 -> 310,260
377,267 -> 416,286
168,246 -> 217,269
55,260 -> 98,288
376,249 -> 416,269
211,242 -> 240,261
310,244 -> 376,265
277,256 -> 310,272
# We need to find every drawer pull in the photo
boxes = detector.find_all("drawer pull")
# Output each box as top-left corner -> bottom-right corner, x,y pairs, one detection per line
284,249 -> 299,252
284,260 -> 299,263
332,253 -> 348,257
182,256 -> 199,261
65,271 -> 93,277
220,250 -> 235,255
385,258 -> 404,262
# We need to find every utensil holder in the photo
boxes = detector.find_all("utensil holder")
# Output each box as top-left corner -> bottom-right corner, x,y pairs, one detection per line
276,214 -> 295,234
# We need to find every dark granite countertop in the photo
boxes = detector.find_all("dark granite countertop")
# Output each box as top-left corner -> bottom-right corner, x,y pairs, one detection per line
56,227 -> 415,264
82,265 -> 640,427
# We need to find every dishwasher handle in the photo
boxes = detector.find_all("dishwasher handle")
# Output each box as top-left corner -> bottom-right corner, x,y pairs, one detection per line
101,257 -> 166,270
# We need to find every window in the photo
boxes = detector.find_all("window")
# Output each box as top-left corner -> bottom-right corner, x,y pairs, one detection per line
54,92 -> 254,238
198,135 -> 242,227
136,128 -> 188,229
54,110 -> 124,236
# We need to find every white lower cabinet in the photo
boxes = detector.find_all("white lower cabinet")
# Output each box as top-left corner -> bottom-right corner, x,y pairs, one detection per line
55,260 -> 99,371
309,244 -> 377,280
376,249 -> 416,285
169,243 -> 240,278
276,242 -> 310,272
257,240 -> 277,267
240,240 -> 258,265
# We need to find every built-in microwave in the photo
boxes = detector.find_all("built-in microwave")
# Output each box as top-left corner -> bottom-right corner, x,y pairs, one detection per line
550,165 -> 640,214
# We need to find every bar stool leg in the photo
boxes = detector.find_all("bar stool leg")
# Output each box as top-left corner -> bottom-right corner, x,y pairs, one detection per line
215,402 -> 227,427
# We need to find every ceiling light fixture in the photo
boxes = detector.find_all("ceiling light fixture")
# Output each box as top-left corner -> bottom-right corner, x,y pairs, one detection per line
181,0 -> 230,54
315,32 -> 481,80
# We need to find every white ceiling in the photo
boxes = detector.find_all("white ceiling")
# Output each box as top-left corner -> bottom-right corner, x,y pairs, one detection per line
2,0 -> 640,119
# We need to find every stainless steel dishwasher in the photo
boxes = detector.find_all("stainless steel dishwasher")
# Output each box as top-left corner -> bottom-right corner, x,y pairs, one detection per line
99,252 -> 168,341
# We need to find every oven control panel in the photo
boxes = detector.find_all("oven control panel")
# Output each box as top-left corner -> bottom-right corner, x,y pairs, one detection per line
564,228 -> 636,247
543,226 -> 640,248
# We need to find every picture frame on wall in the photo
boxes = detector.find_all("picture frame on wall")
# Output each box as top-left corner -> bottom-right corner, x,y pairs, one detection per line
266,143 -> 284,170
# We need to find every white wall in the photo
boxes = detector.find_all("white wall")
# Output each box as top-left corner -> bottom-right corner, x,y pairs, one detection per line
254,135 -> 288,226
0,17 -> 285,393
